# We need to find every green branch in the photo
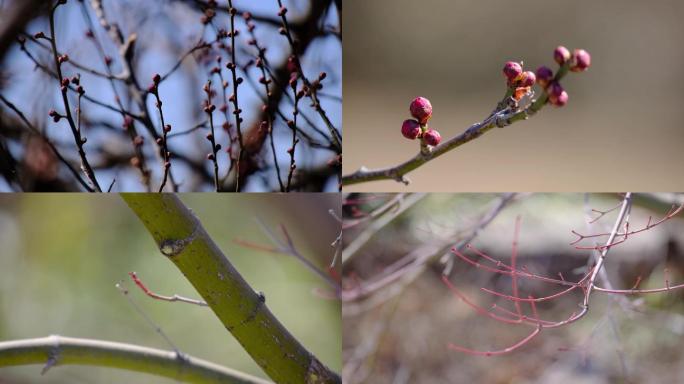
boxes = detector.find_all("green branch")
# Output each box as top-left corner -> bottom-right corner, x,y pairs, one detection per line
121,194 -> 340,384
0,335 -> 270,384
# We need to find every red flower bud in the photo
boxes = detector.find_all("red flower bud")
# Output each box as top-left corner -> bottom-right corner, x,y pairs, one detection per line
502,61 -> 523,81
549,90 -> 569,107
520,71 -> 536,87
409,96 -> 432,124
422,129 -> 441,146
535,66 -> 554,88
401,119 -> 421,140
123,116 -> 133,129
570,49 -> 591,72
547,82 -> 565,98
553,46 -> 571,65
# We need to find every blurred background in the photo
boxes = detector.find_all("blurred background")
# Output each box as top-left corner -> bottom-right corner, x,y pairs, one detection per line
0,193 -> 341,383
0,0 -> 341,191
342,193 -> 684,383
343,0 -> 684,191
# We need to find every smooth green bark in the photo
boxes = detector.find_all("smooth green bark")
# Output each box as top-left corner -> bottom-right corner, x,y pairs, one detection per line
121,194 -> 340,384
0,335 -> 270,384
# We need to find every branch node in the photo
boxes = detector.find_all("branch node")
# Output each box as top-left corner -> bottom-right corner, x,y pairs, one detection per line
159,226 -> 199,257
306,355 -> 333,384
41,335 -> 61,375
392,174 -> 410,185
233,291 -> 266,329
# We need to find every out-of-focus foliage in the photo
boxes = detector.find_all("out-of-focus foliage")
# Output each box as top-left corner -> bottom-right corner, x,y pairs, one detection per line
343,193 -> 684,384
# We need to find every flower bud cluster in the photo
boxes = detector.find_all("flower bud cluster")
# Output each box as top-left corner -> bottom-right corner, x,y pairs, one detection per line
503,46 -> 591,107
401,97 -> 441,146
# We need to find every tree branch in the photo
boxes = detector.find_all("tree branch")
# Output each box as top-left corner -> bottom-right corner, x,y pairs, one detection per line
341,99 -> 546,186
342,62 -> 577,187
121,194 -> 340,384
0,335 -> 270,384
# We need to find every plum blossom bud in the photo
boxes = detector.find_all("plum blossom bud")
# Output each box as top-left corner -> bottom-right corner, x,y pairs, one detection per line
553,46 -> 571,65
520,71 -> 536,87
502,61 -> 523,82
48,109 -> 61,122
549,90 -> 569,107
570,49 -> 591,72
422,129 -> 441,146
535,66 -> 554,88
401,119 -> 421,140
409,97 -> 432,124
547,82 -> 564,99
547,82 -> 568,106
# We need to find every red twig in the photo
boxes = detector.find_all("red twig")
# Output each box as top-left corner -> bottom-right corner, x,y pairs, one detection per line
128,272 -> 208,307
444,194 -> 684,356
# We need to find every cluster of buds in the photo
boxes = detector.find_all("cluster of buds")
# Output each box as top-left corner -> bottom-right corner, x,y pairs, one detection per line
148,73 -> 161,94
70,75 -> 84,95
503,46 -> 591,107
503,46 -> 590,107
502,61 -> 536,102
401,97 -> 441,146
48,109 -> 61,123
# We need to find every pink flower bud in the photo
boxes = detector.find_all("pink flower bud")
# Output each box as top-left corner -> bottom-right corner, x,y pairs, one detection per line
570,49 -> 591,72
502,61 -> 523,82
423,129 -> 441,146
549,90 -> 569,107
547,82 -> 564,98
401,119 -> 421,140
535,66 -> 554,88
409,97 -> 432,124
520,71 -> 536,87
554,46 -> 571,65
123,116 -> 133,129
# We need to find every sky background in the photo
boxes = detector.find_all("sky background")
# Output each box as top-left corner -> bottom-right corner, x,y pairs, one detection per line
0,0 -> 341,192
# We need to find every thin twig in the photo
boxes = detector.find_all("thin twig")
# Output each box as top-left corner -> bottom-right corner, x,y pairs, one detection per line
48,4 -> 101,191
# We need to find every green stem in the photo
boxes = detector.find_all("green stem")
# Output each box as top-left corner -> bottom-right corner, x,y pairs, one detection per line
0,335 -> 270,384
121,194 -> 340,384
